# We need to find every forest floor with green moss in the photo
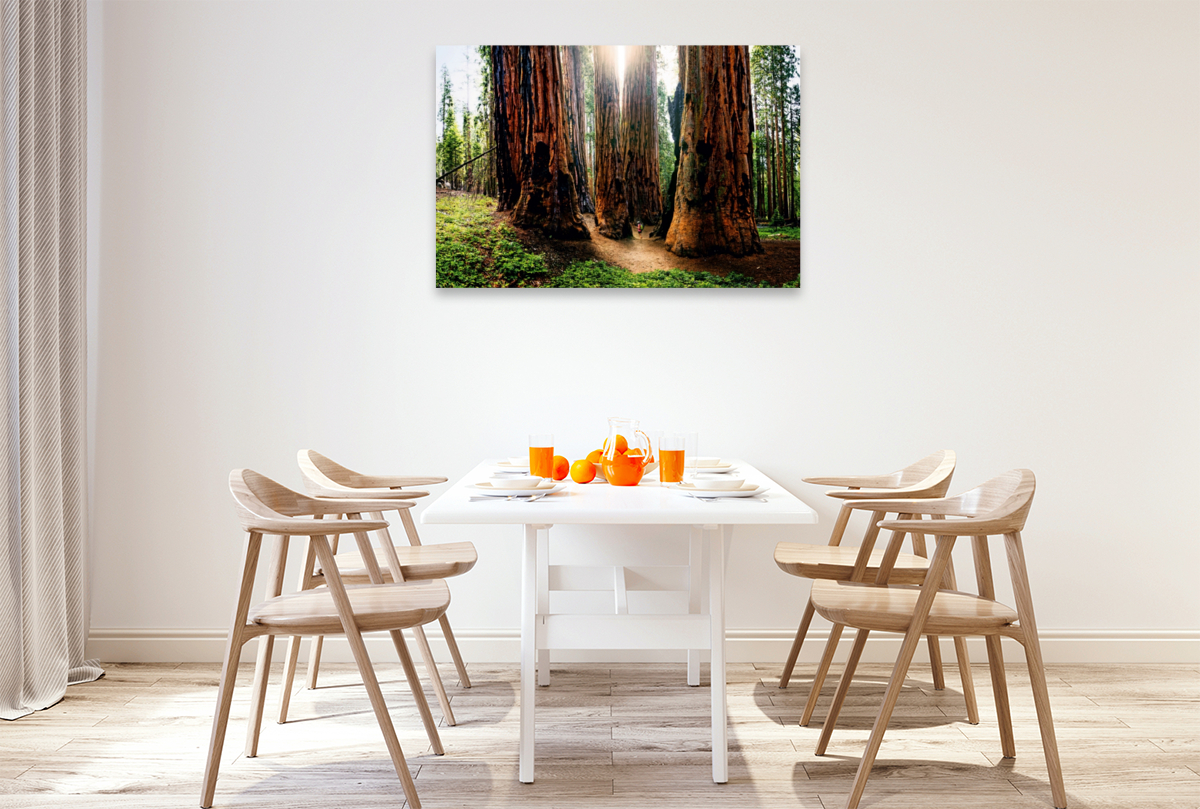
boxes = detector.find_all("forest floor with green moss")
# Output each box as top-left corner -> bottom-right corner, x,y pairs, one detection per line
436,191 -> 800,288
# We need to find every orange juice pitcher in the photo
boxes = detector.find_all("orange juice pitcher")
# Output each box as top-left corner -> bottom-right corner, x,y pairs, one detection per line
601,417 -> 654,486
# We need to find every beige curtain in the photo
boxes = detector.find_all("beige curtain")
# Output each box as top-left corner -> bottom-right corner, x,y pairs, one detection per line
0,0 -> 98,721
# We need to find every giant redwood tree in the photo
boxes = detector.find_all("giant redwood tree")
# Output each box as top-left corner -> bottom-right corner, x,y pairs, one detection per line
665,46 -> 762,257
560,46 -> 594,214
492,46 -> 588,239
490,46 -> 525,211
592,45 -> 630,240
620,45 -> 661,227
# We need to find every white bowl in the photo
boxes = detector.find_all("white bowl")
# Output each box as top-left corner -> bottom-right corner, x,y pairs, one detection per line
508,456 -> 529,466
689,457 -> 723,468
495,476 -> 543,489
691,476 -> 745,491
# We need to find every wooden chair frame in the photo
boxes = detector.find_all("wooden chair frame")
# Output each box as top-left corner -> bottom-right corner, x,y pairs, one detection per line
275,450 -> 473,729
775,451 -> 978,727
809,469 -> 1066,809
203,470 -> 449,809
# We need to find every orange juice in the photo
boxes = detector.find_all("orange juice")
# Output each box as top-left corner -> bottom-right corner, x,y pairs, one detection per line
602,452 -> 646,486
659,449 -> 685,483
529,445 -> 554,478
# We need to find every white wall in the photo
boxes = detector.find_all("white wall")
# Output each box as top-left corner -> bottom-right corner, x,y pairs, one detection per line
87,0 -> 1200,663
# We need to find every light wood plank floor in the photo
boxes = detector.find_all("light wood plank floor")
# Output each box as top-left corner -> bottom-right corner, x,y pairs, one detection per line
1,660 -> 1197,808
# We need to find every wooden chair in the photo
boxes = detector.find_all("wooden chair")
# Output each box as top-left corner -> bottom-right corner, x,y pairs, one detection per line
809,469 -> 1066,809
202,469 -> 450,809
274,450 -> 475,728
775,450 -> 978,727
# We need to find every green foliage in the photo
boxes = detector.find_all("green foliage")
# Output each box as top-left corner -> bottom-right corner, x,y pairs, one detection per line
656,49 -> 676,199
548,262 -> 773,289
437,66 -> 463,187
437,194 -> 783,289
758,224 -> 801,240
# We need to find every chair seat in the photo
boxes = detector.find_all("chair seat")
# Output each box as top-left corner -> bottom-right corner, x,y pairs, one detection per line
318,541 -> 477,583
249,580 -> 451,635
774,542 -> 931,585
810,580 -> 1018,636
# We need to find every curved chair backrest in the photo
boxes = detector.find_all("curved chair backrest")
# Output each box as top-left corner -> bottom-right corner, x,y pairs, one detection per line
874,469 -> 1036,537
821,450 -> 957,501
896,450 -> 956,488
944,469 -> 1036,532
297,449 -> 445,498
229,469 -> 395,535
229,468 -> 315,529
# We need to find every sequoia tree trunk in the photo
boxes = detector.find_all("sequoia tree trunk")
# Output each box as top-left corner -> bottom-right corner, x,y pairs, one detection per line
560,46 -> 594,214
620,45 -> 661,227
509,46 -> 588,239
592,45 -> 630,240
665,46 -> 762,257
491,46 -> 525,211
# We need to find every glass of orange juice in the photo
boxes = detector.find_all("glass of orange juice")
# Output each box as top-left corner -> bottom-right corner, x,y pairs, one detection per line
658,432 -> 686,483
529,433 -> 554,478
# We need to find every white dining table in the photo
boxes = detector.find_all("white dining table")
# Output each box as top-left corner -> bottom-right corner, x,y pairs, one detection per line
420,459 -> 818,784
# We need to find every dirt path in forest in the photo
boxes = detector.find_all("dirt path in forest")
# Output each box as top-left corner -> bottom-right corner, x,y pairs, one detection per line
513,212 -> 800,286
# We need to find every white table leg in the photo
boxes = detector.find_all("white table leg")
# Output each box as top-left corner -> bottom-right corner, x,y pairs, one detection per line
537,526 -> 550,687
688,527 -> 703,687
710,524 -> 730,783
520,524 -> 538,783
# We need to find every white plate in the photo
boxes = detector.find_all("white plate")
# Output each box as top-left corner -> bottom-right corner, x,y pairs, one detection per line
472,480 -> 563,496
495,460 -> 529,470
686,458 -> 733,471
689,465 -> 737,475
673,482 -> 768,498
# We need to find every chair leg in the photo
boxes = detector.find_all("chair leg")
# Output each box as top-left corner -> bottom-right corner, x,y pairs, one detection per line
940,555 -> 979,722
311,535 -> 424,808
277,634 -> 303,723
842,625 -> 924,809
412,623 -> 457,726
1006,532 -> 1067,808
840,535 -> 957,809
305,635 -> 325,689
779,597 -> 816,688
925,634 -> 946,690
815,628 -> 869,755
801,622 -> 843,726
439,613 -> 472,688
953,635 -> 980,724
200,632 -> 247,808
353,631 -> 423,808
245,535 -> 288,756
244,635 -> 275,757
985,634 -> 1015,756
389,628 -> 445,756
201,533 -> 262,809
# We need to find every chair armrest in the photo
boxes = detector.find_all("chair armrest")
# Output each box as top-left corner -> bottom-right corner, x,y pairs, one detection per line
310,488 -> 429,500
840,496 -> 957,514
308,497 -> 416,516
357,474 -> 448,488
877,516 -> 1009,537
249,517 -> 389,536
828,486 -> 940,501
803,474 -> 898,488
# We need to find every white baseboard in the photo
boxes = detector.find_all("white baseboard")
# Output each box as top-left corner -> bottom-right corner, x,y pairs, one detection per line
87,626 -> 1200,665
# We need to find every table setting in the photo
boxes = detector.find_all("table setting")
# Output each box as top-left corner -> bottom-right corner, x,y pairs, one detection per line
420,416 -> 818,785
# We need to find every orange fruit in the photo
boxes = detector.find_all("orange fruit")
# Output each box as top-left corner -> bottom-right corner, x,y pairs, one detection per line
569,459 -> 597,484
551,455 -> 569,481
586,448 -> 603,464
626,448 -> 644,456
602,435 -> 629,455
